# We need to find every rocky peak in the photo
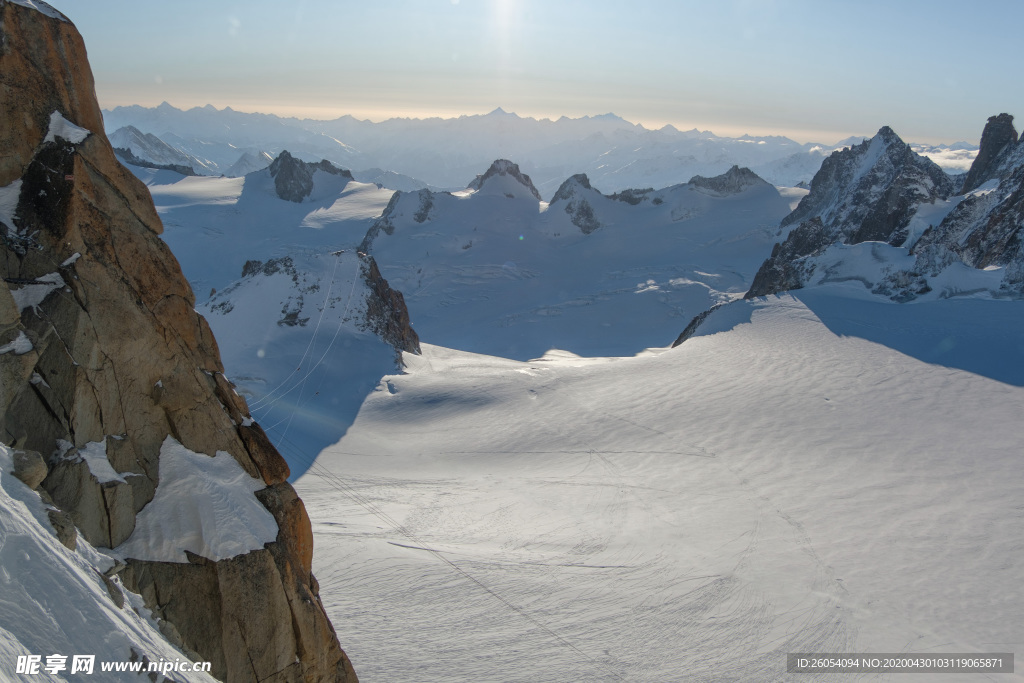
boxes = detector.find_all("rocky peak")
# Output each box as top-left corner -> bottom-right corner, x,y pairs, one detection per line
549,173 -> 602,234
781,125 -> 951,237
359,188 -> 438,252
550,173 -> 593,204
688,165 -> 769,196
747,125 -> 953,297
960,113 -> 1018,193
745,115 -> 1024,301
268,150 -> 354,202
1,3 -> 356,680
467,159 -> 543,201
911,113 -> 1024,291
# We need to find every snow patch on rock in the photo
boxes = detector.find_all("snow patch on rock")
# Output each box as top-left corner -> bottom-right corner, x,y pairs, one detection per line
9,272 -> 64,313
116,437 -> 278,563
7,0 -> 68,21
74,440 -> 128,485
0,179 -> 22,229
43,110 -> 90,144
0,331 -> 33,355
0,444 -> 218,682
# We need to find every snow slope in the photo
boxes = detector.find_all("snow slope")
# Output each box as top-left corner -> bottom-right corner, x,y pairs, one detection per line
297,288 -> 1024,682
222,150 -> 273,178
197,251 -> 401,479
0,445 -> 216,682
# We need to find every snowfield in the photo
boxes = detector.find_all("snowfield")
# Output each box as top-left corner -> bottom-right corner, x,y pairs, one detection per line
296,288 -> 1024,682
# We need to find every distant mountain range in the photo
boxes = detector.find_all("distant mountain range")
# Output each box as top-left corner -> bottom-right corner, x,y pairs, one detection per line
103,103 -> 976,195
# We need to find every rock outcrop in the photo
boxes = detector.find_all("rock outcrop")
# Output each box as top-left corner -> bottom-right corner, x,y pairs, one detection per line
688,165 -> 769,196
268,150 -> 354,202
913,117 -> 1024,289
467,159 -> 543,201
549,173 -> 602,233
0,2 -> 356,681
360,254 -> 421,354
960,113 -> 1017,194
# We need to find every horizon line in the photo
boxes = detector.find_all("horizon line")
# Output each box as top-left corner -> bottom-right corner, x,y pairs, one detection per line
99,99 -> 982,148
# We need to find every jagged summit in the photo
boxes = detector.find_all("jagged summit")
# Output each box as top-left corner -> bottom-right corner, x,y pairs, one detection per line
268,149 -> 353,202
780,125 -> 951,235
746,113 -> 1024,301
688,165 -> 769,196
960,113 -> 1017,193
747,124 -> 953,297
466,158 -> 542,201
874,125 -> 900,142
550,173 -> 594,203
549,173 -> 602,233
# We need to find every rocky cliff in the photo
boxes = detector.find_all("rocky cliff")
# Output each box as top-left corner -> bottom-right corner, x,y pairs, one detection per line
0,2 -> 356,680
960,113 -> 1017,194
268,150 -> 354,203
913,115 -> 1024,289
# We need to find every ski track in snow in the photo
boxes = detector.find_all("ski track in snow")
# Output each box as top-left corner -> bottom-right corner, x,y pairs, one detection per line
296,291 -> 1024,682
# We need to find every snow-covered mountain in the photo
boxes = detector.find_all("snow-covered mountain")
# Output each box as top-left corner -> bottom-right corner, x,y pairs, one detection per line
287,120 -> 1024,683
747,114 -> 1024,301
106,103 -> 974,196
350,167 -> 434,192
123,153 -> 416,475
128,154 -> 393,296
109,125 -> 216,175
359,159 -> 796,359
222,149 -> 273,177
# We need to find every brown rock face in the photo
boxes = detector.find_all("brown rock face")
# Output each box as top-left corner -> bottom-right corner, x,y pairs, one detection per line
0,2 -> 356,681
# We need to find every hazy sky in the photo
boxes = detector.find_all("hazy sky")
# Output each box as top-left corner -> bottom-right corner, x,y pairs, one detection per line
52,0 -> 1023,144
